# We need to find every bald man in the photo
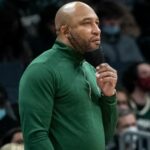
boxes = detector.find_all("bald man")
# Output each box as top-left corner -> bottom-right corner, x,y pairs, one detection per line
19,2 -> 118,150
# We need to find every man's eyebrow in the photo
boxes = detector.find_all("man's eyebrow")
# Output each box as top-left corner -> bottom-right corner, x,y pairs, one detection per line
81,17 -> 99,22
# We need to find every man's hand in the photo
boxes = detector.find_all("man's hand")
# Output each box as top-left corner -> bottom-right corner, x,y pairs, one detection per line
96,63 -> 117,96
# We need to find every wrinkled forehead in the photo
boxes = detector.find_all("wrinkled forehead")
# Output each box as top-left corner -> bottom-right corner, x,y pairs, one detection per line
72,5 -> 98,21
63,2 -> 97,15
62,3 -> 98,26
55,2 -> 99,30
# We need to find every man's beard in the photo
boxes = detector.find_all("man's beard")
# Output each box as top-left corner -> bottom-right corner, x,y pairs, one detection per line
67,31 -> 91,53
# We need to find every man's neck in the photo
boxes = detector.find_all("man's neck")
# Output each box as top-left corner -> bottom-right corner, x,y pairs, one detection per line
56,36 -> 84,54
56,37 -> 73,48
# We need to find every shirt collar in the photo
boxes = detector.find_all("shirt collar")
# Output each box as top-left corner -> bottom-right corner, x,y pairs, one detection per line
52,40 -> 85,63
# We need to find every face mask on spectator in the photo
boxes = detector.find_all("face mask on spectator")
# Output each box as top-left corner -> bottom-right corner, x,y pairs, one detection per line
0,108 -> 6,120
102,25 -> 121,43
121,126 -> 138,150
102,25 -> 121,35
137,77 -> 150,92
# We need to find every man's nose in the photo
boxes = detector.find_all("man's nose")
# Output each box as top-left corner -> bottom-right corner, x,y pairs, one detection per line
92,24 -> 101,35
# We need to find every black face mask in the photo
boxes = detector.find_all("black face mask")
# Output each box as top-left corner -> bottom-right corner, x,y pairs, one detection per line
84,48 -> 105,68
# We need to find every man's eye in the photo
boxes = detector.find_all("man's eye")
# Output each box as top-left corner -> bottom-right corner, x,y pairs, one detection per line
96,22 -> 99,25
82,22 -> 91,25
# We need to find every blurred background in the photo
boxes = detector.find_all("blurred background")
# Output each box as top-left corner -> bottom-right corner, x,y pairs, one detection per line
0,0 -> 150,149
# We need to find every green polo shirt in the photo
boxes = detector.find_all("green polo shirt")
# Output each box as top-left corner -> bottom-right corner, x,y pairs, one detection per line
19,41 -> 117,150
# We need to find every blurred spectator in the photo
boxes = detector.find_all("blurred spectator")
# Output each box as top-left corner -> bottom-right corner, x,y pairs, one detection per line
0,85 -> 18,146
1,127 -> 23,146
133,0 -> 150,37
0,85 -> 16,120
38,4 -> 58,49
110,108 -> 138,150
4,0 -> 30,16
97,1 -> 144,84
122,62 -> 150,131
133,0 -> 150,62
117,108 -> 137,134
117,0 -> 137,10
116,88 -> 129,110
0,7 -> 32,64
122,62 -> 150,119
0,143 -> 24,150
4,0 -> 67,16
4,0 -> 48,16
120,7 -> 141,39
27,4 -> 58,58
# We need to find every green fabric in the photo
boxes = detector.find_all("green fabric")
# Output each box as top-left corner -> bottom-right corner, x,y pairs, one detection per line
19,41 -> 117,150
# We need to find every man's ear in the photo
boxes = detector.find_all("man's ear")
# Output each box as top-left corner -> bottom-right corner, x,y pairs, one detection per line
60,25 -> 70,37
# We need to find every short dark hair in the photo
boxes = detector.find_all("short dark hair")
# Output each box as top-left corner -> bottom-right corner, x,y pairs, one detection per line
97,1 -> 124,20
116,86 -> 128,93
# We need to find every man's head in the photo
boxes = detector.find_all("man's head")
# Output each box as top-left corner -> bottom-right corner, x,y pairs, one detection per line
136,62 -> 150,91
2,128 -> 23,145
123,62 -> 150,93
55,1 -> 101,53
97,1 -> 124,43
117,109 -> 137,133
117,109 -> 138,150
116,89 -> 129,110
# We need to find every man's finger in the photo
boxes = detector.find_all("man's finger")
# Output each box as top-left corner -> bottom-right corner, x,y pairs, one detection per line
97,76 -> 117,83
96,71 -> 117,79
96,64 -> 117,74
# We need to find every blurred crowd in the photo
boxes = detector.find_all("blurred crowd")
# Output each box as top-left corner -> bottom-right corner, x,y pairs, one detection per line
0,0 -> 150,150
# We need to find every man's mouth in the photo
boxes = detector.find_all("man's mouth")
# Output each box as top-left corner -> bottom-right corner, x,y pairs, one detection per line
92,39 -> 101,45
91,37 -> 100,42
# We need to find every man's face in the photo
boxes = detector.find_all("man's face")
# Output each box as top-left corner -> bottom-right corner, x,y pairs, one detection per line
67,7 -> 101,53
117,114 -> 137,133
136,63 -> 150,91
137,63 -> 150,78
11,132 -> 23,144
117,113 -> 138,150
117,91 -> 129,110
